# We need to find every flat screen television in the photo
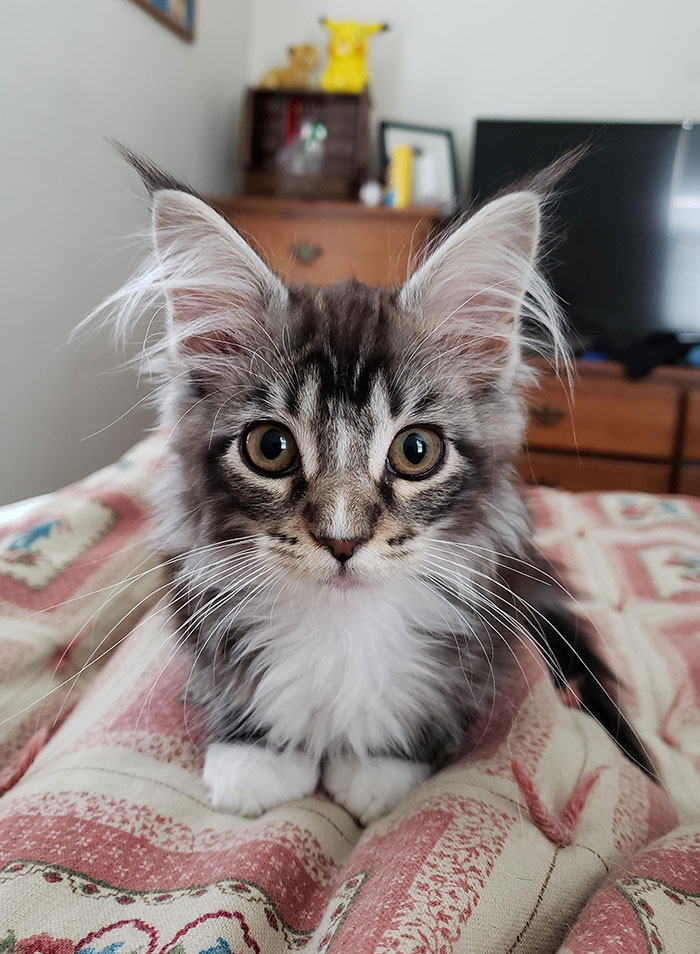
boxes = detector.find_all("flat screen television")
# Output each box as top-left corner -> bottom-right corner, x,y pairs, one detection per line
470,119 -> 700,346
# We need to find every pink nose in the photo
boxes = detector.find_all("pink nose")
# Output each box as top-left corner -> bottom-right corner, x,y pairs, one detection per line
316,537 -> 365,563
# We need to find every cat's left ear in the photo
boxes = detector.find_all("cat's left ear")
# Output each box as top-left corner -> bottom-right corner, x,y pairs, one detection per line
151,189 -> 288,361
399,191 -> 554,382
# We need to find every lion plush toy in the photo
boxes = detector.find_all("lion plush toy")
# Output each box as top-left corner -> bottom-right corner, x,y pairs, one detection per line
258,43 -> 318,90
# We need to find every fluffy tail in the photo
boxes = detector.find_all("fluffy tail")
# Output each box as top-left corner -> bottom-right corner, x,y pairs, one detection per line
509,551 -> 657,779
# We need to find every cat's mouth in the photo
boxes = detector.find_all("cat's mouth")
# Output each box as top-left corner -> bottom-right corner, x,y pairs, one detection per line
326,566 -> 360,591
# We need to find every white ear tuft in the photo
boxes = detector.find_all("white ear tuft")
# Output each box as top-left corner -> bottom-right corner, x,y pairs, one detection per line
151,190 -> 287,360
399,191 -> 565,381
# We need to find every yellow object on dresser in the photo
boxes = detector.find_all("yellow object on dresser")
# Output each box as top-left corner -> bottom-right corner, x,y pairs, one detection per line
385,144 -> 413,209
258,43 -> 318,90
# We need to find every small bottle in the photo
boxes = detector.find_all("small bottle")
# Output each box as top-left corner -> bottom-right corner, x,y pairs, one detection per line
385,144 -> 412,209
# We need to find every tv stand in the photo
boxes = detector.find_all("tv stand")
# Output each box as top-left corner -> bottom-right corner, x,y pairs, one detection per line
519,359 -> 700,494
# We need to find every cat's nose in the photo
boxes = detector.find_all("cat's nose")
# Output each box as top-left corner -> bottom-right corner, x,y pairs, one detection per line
315,537 -> 366,563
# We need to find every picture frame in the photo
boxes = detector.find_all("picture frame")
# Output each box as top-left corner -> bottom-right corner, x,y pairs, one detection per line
379,121 -> 458,213
128,0 -> 196,43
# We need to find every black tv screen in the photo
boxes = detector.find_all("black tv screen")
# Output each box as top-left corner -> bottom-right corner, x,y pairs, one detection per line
470,119 -> 700,343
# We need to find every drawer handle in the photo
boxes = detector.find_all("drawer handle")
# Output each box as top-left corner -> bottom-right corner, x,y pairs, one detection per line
529,403 -> 565,427
290,242 -> 322,266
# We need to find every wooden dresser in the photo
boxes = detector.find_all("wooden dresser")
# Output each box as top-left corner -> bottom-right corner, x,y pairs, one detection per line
211,196 -> 438,287
520,360 -> 700,494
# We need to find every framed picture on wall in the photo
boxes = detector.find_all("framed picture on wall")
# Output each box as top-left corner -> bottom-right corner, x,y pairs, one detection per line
380,121 -> 458,213
129,0 -> 196,42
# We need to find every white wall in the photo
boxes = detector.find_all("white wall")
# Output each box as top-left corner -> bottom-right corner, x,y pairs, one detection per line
0,0 -> 252,504
249,0 -> 700,194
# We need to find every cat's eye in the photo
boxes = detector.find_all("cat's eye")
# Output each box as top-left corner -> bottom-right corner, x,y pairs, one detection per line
386,427 -> 444,480
242,423 -> 299,475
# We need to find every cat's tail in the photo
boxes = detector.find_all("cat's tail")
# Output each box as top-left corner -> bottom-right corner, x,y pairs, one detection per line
511,552 -> 658,780
534,596 -> 656,779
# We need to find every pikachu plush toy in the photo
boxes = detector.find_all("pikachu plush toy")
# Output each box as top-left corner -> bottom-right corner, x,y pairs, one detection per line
319,18 -> 388,93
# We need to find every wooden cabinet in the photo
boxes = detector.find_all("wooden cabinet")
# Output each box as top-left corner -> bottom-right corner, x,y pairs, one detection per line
519,360 -> 700,494
210,196 -> 438,287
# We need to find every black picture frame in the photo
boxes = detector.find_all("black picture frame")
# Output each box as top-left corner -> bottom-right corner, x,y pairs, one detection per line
379,121 -> 458,213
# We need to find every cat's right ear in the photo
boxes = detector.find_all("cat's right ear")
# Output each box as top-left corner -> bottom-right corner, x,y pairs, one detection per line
151,190 -> 288,361
398,191 -> 564,386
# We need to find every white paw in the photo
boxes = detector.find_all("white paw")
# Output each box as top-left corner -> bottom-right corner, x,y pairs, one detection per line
323,753 -> 429,825
203,743 -> 319,817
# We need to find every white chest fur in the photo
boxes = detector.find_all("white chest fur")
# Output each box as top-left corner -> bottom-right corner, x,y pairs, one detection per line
235,581 -> 467,758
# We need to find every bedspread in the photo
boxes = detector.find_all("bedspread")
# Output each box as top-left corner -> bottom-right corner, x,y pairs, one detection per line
0,436 -> 698,952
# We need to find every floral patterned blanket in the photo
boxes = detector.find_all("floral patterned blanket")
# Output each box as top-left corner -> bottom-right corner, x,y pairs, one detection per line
0,436 -> 699,953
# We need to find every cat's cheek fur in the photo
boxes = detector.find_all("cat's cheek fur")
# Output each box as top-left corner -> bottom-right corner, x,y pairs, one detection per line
203,743 -> 319,817
323,752 -> 430,825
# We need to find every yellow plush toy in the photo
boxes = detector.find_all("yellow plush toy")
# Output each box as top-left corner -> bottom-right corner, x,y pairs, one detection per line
258,43 -> 318,90
319,18 -> 388,93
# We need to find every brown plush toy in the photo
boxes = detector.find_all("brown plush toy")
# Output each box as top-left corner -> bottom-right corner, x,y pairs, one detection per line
258,43 -> 318,90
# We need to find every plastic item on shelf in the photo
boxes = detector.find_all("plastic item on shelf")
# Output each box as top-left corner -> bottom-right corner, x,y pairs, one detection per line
276,119 -> 328,177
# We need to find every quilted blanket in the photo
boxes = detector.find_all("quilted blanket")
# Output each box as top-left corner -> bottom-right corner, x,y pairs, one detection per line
0,436 -> 699,952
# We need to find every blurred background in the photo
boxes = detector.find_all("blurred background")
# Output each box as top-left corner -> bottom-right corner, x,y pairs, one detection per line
2,0 -> 700,505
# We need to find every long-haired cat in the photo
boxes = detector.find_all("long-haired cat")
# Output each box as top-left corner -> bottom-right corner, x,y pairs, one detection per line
101,152 -> 653,823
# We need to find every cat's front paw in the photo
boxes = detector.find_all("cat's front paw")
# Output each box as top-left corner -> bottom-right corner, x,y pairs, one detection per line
323,753 -> 430,825
204,743 -> 319,817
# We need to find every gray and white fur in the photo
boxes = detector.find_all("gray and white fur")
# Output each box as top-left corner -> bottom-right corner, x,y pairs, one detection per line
97,154 -> 653,824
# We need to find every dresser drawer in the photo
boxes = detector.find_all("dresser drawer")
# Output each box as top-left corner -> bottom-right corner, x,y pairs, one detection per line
212,198 -> 436,287
682,391 -> 700,461
518,451 -> 672,493
231,212 -> 427,286
526,374 -> 679,459
678,465 -> 700,495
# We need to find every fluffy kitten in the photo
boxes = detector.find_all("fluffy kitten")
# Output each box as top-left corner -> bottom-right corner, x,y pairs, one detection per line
104,154 -> 652,823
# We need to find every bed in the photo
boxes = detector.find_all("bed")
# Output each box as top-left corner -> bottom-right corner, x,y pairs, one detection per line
0,435 -> 698,952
